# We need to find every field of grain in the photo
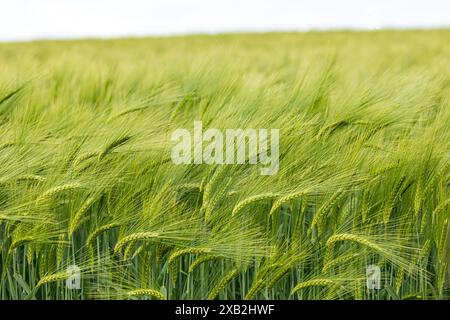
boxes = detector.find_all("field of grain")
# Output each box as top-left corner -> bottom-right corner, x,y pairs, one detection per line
0,30 -> 448,300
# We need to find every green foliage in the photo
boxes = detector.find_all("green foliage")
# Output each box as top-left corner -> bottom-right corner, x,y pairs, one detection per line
0,30 -> 448,300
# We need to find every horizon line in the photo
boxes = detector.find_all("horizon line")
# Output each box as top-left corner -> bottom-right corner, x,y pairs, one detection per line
1,25 -> 449,44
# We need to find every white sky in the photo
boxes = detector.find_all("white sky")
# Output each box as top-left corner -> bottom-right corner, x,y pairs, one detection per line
1,0 -> 449,41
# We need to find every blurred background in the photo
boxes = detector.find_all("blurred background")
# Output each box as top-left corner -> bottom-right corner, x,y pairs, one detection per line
1,0 -> 449,41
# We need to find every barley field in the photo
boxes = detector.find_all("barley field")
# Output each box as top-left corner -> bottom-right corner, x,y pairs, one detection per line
0,30 -> 448,300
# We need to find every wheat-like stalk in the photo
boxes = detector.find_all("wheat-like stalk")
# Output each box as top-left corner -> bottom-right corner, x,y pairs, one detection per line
123,243 -> 144,260
69,196 -> 96,235
420,209 -> 430,233
310,188 -> 344,233
266,264 -> 293,290
355,280 -> 364,300
291,279 -> 337,294
205,180 -> 230,219
37,182 -> 82,203
16,174 -> 46,183
232,193 -> 278,216
86,223 -> 121,248
269,190 -> 307,217
413,173 -> 424,216
383,176 -> 406,223
419,240 -> 432,262
38,253 -> 46,278
140,251 -> 151,284
98,135 -> 132,161
203,166 -> 227,205
189,254 -> 224,273
432,199 -> 450,222
207,268 -> 239,300
36,271 -> 71,289
26,244 -> 34,265
323,244 -> 334,267
360,191 -> 370,223
422,161 -> 450,198
170,92 -> 195,122
74,151 -> 98,166
168,247 -> 211,271
168,247 -> 211,285
324,283 -> 342,300
114,232 -> 160,254
126,289 -> 166,300
56,234 -> 66,268
156,243 -> 174,264
8,237 -> 34,254
326,233 -> 384,254
438,219 -> 448,263
244,278 -> 265,300
395,267 -> 404,293
123,241 -> 137,260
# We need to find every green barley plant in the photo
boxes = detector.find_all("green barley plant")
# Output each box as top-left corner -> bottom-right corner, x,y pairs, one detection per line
0,30 -> 449,299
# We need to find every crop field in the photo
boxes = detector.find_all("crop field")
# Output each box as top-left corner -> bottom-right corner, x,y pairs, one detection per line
0,30 -> 448,300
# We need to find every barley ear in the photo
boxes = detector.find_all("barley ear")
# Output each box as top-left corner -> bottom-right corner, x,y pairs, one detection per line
291,279 -> 337,294
207,268 -> 239,300
127,289 -> 166,300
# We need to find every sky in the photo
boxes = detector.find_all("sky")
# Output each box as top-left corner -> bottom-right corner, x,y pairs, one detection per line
1,0 -> 449,41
